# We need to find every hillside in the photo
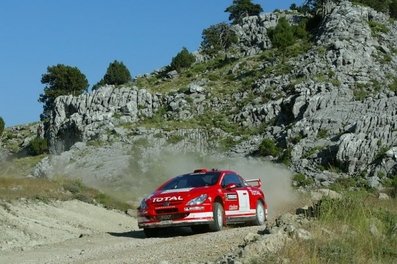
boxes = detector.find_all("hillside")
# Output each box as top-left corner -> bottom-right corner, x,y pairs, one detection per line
31,1 -> 397,190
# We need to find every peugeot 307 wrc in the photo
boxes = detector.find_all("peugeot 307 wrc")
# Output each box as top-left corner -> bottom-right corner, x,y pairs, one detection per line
137,168 -> 268,237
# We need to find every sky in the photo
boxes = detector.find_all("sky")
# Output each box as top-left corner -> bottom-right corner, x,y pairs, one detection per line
0,0 -> 303,127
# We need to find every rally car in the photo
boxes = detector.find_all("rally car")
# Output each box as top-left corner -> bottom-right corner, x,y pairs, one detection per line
137,168 -> 268,237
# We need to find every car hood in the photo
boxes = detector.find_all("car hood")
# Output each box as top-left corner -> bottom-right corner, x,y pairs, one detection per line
147,187 -> 211,205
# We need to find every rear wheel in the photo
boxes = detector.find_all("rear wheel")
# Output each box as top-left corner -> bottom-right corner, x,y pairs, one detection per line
209,202 -> 224,232
253,200 -> 266,226
143,228 -> 159,238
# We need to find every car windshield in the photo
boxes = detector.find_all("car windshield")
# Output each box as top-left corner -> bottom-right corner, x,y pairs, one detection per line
160,172 -> 220,190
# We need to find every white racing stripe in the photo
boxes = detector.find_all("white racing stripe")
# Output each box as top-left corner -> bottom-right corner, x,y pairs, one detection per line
187,212 -> 213,218
225,209 -> 256,216
161,188 -> 193,193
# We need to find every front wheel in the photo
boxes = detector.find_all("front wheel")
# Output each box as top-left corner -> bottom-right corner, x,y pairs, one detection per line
253,201 -> 266,226
209,202 -> 224,232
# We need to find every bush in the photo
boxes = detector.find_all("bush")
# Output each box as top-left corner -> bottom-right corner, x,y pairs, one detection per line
268,17 -> 311,60
368,20 -> 389,36
201,23 -> 238,57
39,64 -> 89,120
0,117 -> 4,137
167,135 -> 184,144
104,60 -> 131,85
269,17 -> 295,52
28,137 -> 48,155
390,0 -> 397,19
94,60 -> 132,89
389,78 -> 397,94
391,176 -> 397,197
225,0 -> 263,25
169,47 -> 196,72
258,138 -> 280,157
352,0 -> 390,14
293,173 -> 314,187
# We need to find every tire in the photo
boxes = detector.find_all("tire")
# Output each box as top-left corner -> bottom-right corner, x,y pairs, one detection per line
209,202 -> 224,232
253,200 -> 266,226
143,228 -> 159,238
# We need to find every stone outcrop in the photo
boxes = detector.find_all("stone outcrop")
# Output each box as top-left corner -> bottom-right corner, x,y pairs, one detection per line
232,1 -> 397,183
48,85 -> 161,153
233,11 -> 308,56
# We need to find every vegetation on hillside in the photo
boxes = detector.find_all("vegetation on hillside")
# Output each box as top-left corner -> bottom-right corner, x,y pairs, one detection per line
352,0 -> 397,18
169,47 -> 196,72
0,176 -> 133,211
254,191 -> 397,264
93,60 -> 132,89
200,23 -> 238,57
225,0 -> 263,24
296,0 -> 397,19
39,64 -> 89,120
0,116 -> 4,137
27,137 -> 48,156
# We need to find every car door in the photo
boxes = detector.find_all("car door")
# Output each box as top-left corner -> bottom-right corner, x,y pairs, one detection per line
221,173 -> 250,215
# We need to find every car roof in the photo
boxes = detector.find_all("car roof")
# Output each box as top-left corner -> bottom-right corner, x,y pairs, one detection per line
190,168 -> 239,175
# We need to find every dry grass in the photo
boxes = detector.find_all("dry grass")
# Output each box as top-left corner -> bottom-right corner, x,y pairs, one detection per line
0,154 -> 45,178
254,191 -> 397,264
0,176 -> 134,211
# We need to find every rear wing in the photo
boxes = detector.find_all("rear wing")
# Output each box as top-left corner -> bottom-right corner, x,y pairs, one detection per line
245,179 -> 262,188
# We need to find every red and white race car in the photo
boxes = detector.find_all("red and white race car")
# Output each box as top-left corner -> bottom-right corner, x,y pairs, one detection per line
137,168 -> 268,237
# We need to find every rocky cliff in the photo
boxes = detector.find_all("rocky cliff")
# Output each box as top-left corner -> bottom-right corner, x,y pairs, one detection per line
38,1 -> 397,188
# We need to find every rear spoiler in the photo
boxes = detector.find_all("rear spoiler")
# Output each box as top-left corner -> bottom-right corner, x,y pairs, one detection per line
245,179 -> 262,188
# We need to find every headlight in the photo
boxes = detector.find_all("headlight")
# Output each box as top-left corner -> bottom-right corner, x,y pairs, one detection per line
187,194 -> 208,206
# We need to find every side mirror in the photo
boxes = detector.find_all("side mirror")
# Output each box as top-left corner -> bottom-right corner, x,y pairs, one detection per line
225,183 -> 237,190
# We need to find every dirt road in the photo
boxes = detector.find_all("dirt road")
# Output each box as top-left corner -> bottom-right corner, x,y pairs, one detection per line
0,198 -> 298,264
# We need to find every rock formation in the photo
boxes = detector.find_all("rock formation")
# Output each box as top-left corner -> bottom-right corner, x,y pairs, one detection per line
38,1 -> 397,187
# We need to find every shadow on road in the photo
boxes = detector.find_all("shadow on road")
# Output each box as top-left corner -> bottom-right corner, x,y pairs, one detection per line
108,227 -> 194,239
108,230 -> 146,239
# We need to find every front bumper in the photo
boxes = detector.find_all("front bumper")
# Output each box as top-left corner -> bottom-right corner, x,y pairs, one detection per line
138,203 -> 214,229
138,212 -> 214,228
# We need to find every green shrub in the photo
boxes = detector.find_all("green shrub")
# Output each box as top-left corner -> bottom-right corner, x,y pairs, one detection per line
278,147 -> 292,166
225,0 -> 263,25
390,0 -> 397,19
353,83 -> 369,101
258,138 -> 280,157
269,17 -> 295,52
353,0 -> 396,17
167,135 -> 184,144
293,173 -> 314,187
28,137 -> 48,155
219,137 -> 237,151
201,23 -> 238,57
94,60 -> 131,89
374,145 -> 390,161
0,117 -> 4,136
392,176 -> 397,197
317,129 -> 328,139
39,64 -> 89,120
169,47 -> 196,72
62,179 -> 84,194
389,78 -> 397,94
368,20 -> 389,35
303,146 -> 324,159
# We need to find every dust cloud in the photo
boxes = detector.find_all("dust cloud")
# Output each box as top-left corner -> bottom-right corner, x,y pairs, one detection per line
102,151 -> 297,217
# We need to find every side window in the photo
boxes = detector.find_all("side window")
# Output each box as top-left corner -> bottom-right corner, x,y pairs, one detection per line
221,173 -> 243,188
